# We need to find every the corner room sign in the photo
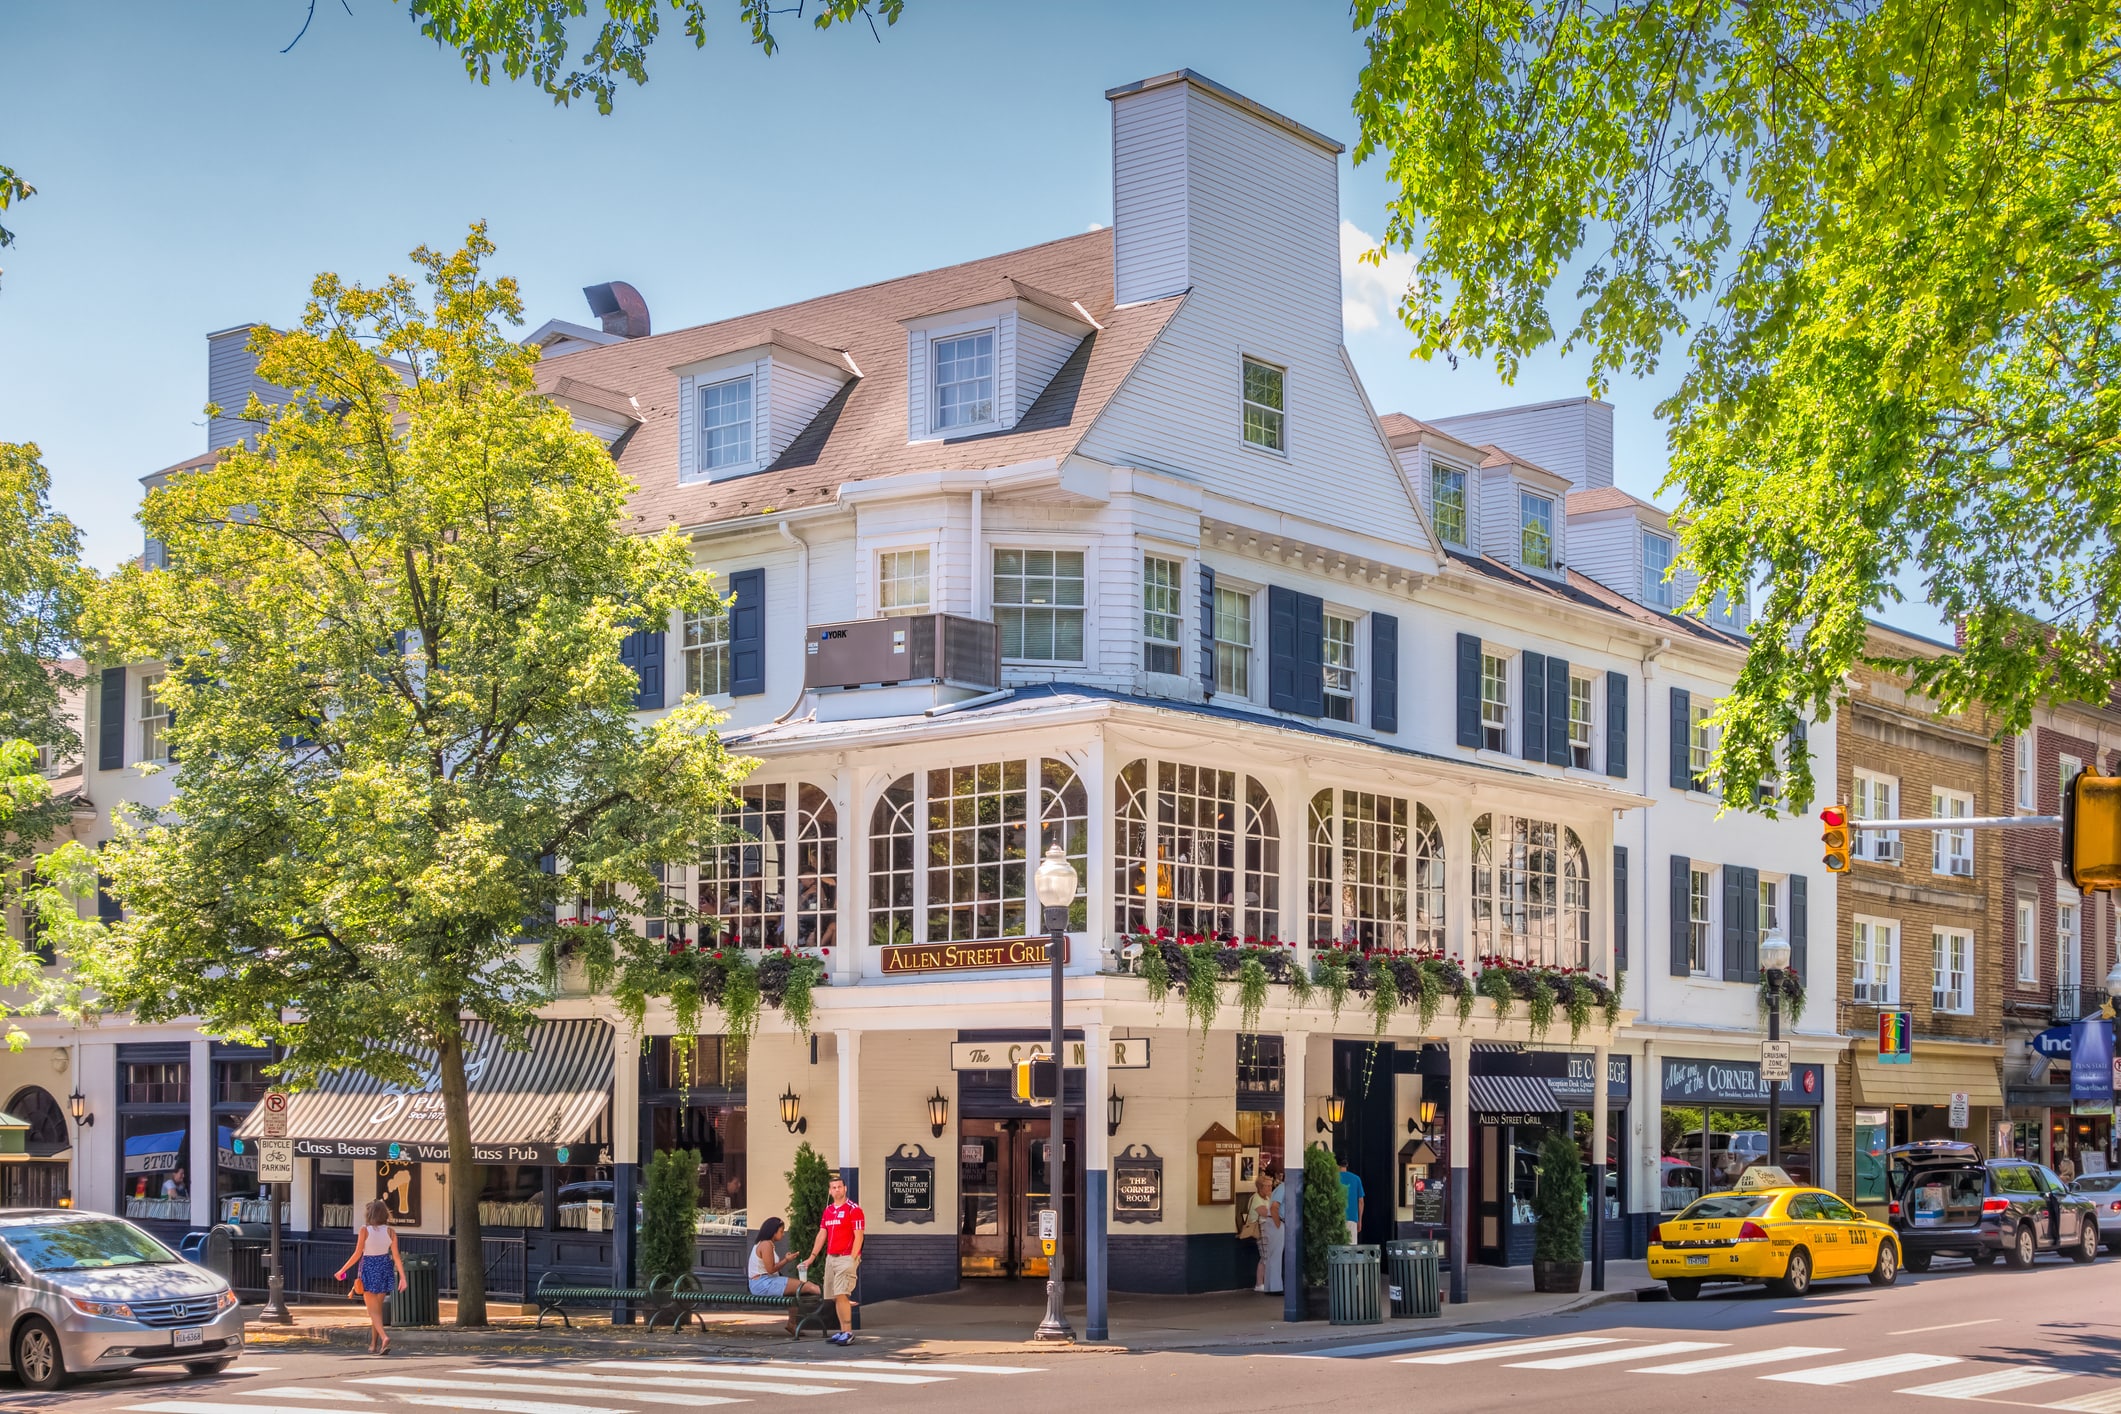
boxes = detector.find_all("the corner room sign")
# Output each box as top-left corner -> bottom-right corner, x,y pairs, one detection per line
950,1039 -> 1152,1071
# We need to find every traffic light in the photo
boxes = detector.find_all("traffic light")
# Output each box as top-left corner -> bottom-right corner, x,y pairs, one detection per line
1820,805 -> 1852,874
1012,1058 -> 1058,1105
2063,773 -> 2121,893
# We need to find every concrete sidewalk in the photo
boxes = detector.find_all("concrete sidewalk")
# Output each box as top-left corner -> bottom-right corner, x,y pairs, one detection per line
243,1261 -> 1654,1357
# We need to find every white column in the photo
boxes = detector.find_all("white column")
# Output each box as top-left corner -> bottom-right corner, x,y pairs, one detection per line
1284,765 -> 1311,962
1447,1032 -> 1470,1303
189,1039 -> 212,1227
1280,1030 -> 1309,1320
610,1020 -> 640,1165
835,764 -> 859,985
1591,1041 -> 1610,1290
1635,1039 -> 1661,1216
837,1028 -> 862,1199
1084,730 -> 1109,968
1084,1022 -> 1110,1175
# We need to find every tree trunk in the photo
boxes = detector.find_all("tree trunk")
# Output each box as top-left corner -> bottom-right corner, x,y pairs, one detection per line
437,1027 -> 487,1327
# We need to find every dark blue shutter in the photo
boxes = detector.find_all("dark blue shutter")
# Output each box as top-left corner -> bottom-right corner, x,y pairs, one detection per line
96,841 -> 120,924
1370,613 -> 1398,734
1521,652 -> 1547,762
1670,854 -> 1691,977
728,568 -> 765,697
1738,866 -> 1760,983
1605,670 -> 1629,779
1670,686 -> 1693,791
621,625 -> 665,710
1268,586 -> 1300,713
1198,564 -> 1217,697
1292,592 -> 1324,717
1613,845 -> 1629,973
1455,634 -> 1482,748
1789,874 -> 1808,981
1545,655 -> 1571,767
98,668 -> 124,770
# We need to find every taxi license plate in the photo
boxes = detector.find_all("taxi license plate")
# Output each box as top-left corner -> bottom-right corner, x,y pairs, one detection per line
1684,1255 -> 1710,1266
173,1328 -> 203,1348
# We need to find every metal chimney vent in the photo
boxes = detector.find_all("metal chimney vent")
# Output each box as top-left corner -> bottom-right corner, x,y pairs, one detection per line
582,282 -> 650,339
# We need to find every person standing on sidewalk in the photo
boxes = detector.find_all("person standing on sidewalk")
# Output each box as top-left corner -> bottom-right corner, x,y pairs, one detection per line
803,1173 -> 865,1346
1255,1168 -> 1284,1294
1337,1155 -> 1364,1244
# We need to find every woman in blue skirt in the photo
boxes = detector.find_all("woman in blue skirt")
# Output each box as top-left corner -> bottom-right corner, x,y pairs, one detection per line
336,1199 -> 407,1354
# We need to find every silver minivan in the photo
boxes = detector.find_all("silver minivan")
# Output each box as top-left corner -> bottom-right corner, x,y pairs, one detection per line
0,1210 -> 244,1389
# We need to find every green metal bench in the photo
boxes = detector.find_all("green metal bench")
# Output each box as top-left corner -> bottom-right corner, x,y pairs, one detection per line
647,1271 -> 831,1340
532,1271 -> 663,1328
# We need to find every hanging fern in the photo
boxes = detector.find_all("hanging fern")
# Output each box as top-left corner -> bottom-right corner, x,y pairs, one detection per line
1605,970 -> 1626,1029
1525,970 -> 1557,1041
1284,952 -> 1315,1010
1237,951 -> 1270,1034
1455,980 -> 1476,1027
1476,964 -> 1515,1019
1411,957 -> 1444,1032
1369,956 -> 1399,1036
1140,942 -> 1172,1011
1314,949 -> 1352,1023
1563,975 -> 1595,1042
1184,943 -> 1222,1039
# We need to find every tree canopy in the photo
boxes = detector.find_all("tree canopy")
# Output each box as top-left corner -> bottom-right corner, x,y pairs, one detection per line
1353,0 -> 2121,808
81,228 -> 754,1323
0,443 -> 91,856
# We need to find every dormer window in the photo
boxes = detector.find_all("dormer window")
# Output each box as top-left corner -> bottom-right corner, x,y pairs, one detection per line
934,332 -> 996,430
1642,530 -> 1674,609
1519,491 -> 1555,570
1242,357 -> 1286,452
700,375 -> 755,471
1430,465 -> 1467,546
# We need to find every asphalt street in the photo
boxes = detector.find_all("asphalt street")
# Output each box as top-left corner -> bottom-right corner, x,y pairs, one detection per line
30,1253 -> 2121,1413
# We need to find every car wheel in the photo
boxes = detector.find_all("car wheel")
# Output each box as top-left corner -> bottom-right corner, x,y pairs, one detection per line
186,1359 -> 236,1377
2006,1223 -> 2038,1269
1666,1279 -> 1702,1302
1905,1249 -> 1933,1274
11,1317 -> 66,1391
2072,1223 -> 2099,1264
1773,1247 -> 1813,1297
1870,1243 -> 1900,1286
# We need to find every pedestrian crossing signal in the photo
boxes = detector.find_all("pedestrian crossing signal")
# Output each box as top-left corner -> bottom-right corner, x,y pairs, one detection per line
1012,1058 -> 1058,1105
2064,773 -> 2121,894
1820,805 -> 1852,874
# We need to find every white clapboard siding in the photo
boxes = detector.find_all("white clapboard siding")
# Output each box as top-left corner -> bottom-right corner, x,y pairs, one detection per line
1564,518 -> 1633,595
1014,316 -> 1084,421
1477,469 -> 1519,564
1428,398 -> 1615,492
1111,80 -> 1191,305
206,325 -> 285,451
766,358 -> 844,464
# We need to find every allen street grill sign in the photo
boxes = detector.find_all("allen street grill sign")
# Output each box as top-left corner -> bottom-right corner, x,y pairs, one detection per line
879,938 -> 1068,975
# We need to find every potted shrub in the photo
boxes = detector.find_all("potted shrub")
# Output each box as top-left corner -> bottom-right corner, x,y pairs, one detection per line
1300,1142 -> 1343,1318
1531,1129 -> 1585,1293
641,1147 -> 700,1287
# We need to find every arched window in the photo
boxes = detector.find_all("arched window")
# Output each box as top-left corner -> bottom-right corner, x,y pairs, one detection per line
694,783 -> 834,950
794,785 -> 838,950
1041,761 -> 1089,930
1563,828 -> 1591,971
1472,812 -> 1573,966
4,1087 -> 66,1152
926,761 -> 1029,941
1308,788 -> 1426,951
1115,760 -> 1280,939
869,775 -> 917,947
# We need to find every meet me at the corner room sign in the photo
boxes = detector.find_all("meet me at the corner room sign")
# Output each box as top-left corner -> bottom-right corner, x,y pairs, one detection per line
878,937 -> 1069,975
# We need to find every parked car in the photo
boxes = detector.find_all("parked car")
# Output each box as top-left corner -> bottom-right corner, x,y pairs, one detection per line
0,1210 -> 244,1390
1649,1171 -> 1901,1300
1887,1141 -> 2100,1271
2067,1172 -> 2121,1252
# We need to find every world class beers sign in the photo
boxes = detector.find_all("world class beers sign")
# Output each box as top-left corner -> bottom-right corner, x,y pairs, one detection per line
879,937 -> 1068,974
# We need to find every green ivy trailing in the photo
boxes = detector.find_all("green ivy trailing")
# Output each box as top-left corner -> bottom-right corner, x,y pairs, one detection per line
1525,970 -> 1557,1041
1237,951 -> 1270,1034
1759,969 -> 1807,1026
1139,942 -> 1172,1008
1476,963 -> 1516,1019
1368,956 -> 1399,1036
1184,943 -> 1222,1038
574,927 -> 827,1063
1316,948 -> 1352,1023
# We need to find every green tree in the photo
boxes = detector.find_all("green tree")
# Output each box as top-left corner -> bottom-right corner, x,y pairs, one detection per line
784,1141 -> 831,1272
1352,0 -> 2121,803
79,226 -> 753,1327
0,443 -> 91,856
0,165 -> 31,287
1531,1130 -> 1584,1265
640,1147 -> 701,1285
1300,1142 -> 1342,1288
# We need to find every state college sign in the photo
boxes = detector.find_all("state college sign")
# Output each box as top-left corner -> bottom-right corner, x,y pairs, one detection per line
878,938 -> 1068,975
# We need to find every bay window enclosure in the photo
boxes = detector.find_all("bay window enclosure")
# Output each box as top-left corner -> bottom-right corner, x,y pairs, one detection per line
1470,814 -> 1591,969
695,783 -> 837,949
1113,760 -> 1280,940
1307,789 -> 1441,951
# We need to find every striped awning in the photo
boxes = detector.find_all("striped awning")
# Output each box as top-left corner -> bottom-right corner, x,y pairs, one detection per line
236,1019 -> 616,1166
1469,1075 -> 1564,1115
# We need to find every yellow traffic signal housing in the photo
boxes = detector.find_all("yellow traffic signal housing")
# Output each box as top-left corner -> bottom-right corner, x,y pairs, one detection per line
2065,774 -> 2121,893
1011,1058 -> 1057,1106
1013,1059 -> 1034,1102
1820,805 -> 1852,874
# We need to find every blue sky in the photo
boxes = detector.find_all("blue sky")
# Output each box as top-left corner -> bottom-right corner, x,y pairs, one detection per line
0,0 -> 1944,637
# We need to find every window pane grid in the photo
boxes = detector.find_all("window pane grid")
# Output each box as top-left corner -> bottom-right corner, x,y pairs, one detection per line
1480,654 -> 1508,751
868,775 -> 917,948
1642,533 -> 1673,609
1143,556 -> 1183,675
1431,467 -> 1467,545
1687,866 -> 1711,973
1213,587 -> 1252,696
1241,358 -> 1285,451
701,376 -> 754,470
878,549 -> 931,617
1040,761 -> 1089,931
1932,928 -> 1971,1013
1568,673 -> 1593,768
139,673 -> 169,764
1115,760 -> 1278,939
1931,789 -> 1973,876
1519,492 -> 1554,570
684,606 -> 730,696
699,784 -> 787,949
1322,613 -> 1356,722
925,761 -> 1027,941
994,549 -> 1086,663
934,333 -> 995,429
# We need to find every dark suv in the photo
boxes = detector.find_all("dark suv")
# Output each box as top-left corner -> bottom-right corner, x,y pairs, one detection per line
1887,1141 -> 2100,1271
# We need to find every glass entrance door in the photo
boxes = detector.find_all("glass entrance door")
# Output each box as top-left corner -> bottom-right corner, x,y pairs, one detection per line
958,1117 -> 1080,1278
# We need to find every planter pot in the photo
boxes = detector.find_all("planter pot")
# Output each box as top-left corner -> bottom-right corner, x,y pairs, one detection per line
1532,1259 -> 1583,1294
1304,1284 -> 1330,1320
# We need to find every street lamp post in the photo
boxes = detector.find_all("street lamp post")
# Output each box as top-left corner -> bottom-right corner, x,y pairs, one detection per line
1032,843 -> 1079,1344
1759,930 -> 1793,1176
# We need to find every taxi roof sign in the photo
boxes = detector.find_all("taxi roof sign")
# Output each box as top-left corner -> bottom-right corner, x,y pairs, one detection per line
1734,1165 -> 1796,1190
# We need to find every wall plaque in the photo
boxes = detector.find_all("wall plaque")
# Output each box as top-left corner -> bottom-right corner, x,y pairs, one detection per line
883,1143 -> 935,1225
1113,1143 -> 1163,1224
1196,1122 -> 1244,1206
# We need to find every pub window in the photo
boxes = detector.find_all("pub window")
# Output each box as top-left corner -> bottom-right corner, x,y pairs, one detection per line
692,783 -> 837,950
1308,790 -> 1442,951
1471,814 -> 1589,969
1113,760 -> 1280,940
1235,1034 -> 1286,1185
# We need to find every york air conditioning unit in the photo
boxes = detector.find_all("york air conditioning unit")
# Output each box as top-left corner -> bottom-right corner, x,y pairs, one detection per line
804,614 -> 1002,693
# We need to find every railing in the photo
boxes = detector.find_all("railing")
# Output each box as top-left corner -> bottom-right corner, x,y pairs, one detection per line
2055,984 -> 2084,1021
222,1234 -> 529,1302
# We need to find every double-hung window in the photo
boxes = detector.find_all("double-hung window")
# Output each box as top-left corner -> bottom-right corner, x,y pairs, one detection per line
934,332 -> 995,430
877,548 -> 931,617
1687,700 -> 1714,791
1321,613 -> 1357,723
1430,466 -> 1467,546
1142,556 -> 1184,676
683,605 -> 730,696
1519,491 -> 1555,570
138,673 -> 169,764
1931,788 -> 1973,877
1932,928 -> 1972,1014
1852,771 -> 1900,863
1758,876 -> 1782,938
700,375 -> 754,471
1567,672 -> 1594,769
994,549 -> 1086,663
2060,754 -> 2084,804
1479,653 -> 1509,751
1642,531 -> 1674,609
2015,896 -> 2038,984
2015,730 -> 2037,810
2058,896 -> 2082,994
1687,866 -> 1712,974
1241,357 -> 1285,451
1213,586 -> 1252,697
1852,917 -> 1899,1004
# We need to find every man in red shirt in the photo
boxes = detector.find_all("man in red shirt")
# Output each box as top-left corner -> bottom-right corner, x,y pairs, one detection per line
804,1173 -> 865,1344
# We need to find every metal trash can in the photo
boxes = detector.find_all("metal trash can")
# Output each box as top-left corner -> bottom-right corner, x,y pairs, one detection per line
386,1255 -> 440,1328
199,1224 -> 240,1282
1386,1238 -> 1441,1318
1326,1244 -> 1383,1326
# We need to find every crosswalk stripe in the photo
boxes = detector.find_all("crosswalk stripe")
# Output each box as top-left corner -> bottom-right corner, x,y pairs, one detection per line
1899,1368 -> 2073,1400
254,1392 -> 377,1403
587,1361 -> 944,1386
1397,1337 -> 1619,1365
460,1369 -> 841,1398
1276,1331 -> 1505,1360
1509,1341 -> 1726,1370
810,1360 -> 1035,1375
1636,1347 -> 1842,1375
128,1404 -> 400,1414
356,1378 -> 743,1408
395,1397 -> 634,1414
1763,1354 -> 1962,1386
2043,1389 -> 2121,1413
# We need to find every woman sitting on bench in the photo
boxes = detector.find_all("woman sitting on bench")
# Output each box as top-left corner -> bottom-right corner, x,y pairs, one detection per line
749,1217 -> 821,1332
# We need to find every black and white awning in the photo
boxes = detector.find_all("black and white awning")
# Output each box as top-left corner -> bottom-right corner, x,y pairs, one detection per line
236,1019 -> 616,1166
1468,1075 -> 1564,1116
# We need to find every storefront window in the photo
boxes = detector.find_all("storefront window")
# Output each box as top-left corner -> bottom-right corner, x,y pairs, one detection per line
478,1164 -> 548,1227
1235,1034 -> 1286,1186
1306,790 -> 1440,950
685,782 -> 840,950
1853,1108 -> 1891,1203
1114,760 -> 1278,939
1471,815 -> 1590,968
927,761 -> 1029,940
315,1154 -> 356,1228
213,1054 -> 272,1224
121,1115 -> 190,1221
870,776 -> 917,947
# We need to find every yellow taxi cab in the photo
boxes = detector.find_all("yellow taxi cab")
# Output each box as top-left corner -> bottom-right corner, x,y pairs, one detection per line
1648,1167 -> 1902,1300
